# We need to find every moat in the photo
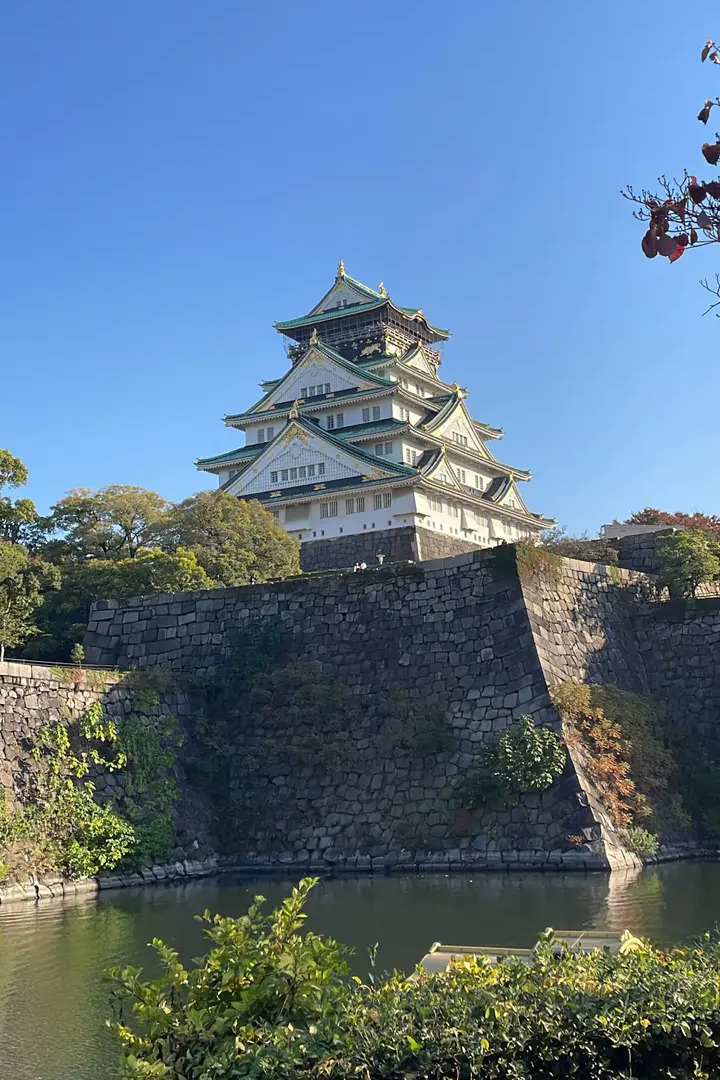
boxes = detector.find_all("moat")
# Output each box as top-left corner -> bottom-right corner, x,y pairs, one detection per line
1,864 -> 720,1080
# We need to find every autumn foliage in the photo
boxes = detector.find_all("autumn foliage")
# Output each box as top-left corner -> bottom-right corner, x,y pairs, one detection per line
625,38 -> 720,298
624,508 -> 720,538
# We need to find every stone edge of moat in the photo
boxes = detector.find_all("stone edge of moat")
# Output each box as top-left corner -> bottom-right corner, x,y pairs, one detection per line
0,846 -> 716,905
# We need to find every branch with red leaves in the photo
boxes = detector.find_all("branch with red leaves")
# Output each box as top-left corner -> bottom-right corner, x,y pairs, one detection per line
624,38 -> 720,307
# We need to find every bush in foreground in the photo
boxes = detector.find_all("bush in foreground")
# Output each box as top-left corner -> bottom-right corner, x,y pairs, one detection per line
109,878 -> 720,1079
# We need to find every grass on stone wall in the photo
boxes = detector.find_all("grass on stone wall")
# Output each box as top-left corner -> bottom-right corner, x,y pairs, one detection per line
551,682 -> 689,850
492,542 -> 563,586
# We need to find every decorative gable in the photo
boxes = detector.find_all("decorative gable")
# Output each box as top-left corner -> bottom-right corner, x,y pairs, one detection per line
430,400 -> 490,458
311,280 -> 376,314
224,421 -> 399,498
255,346 -> 379,411
401,346 -> 436,377
421,450 -> 465,492
497,479 -> 530,515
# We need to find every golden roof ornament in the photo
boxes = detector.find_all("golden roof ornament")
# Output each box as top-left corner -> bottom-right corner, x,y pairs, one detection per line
337,259 -> 345,278
309,327 -> 319,344
289,400 -> 300,420
378,282 -> 387,297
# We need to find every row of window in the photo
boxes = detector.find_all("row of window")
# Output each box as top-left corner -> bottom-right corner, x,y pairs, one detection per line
255,426 -> 275,443
300,383 -> 331,398
452,431 -> 469,447
374,441 -> 394,457
404,448 -> 420,465
362,406 -> 382,423
427,497 -> 458,518
320,492 -> 392,518
270,462 -> 326,484
326,413 -> 344,429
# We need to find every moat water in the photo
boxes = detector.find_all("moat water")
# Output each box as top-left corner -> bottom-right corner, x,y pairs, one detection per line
2,863 -> 720,1080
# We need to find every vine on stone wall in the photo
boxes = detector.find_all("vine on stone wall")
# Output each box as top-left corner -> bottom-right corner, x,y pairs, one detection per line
0,691 -> 182,881
551,682 -> 689,850
492,543 -> 563,586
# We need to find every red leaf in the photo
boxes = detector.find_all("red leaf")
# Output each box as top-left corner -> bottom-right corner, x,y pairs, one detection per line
705,181 -> 720,197
698,101 -> 713,124
697,210 -> 713,228
656,234 -> 679,256
673,198 -> 687,222
702,40 -> 714,62
691,229 -> 699,244
689,183 -> 707,203
677,233 -> 689,247
702,142 -> 720,165
711,53 -> 720,65
668,246 -> 685,263
642,230 -> 658,258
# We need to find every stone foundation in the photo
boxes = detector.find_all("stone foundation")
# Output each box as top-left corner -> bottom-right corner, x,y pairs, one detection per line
299,525 -> 483,571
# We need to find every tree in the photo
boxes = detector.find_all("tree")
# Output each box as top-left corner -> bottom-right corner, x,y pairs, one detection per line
625,37 -> 720,310
169,491 -> 300,586
47,485 -> 172,560
656,530 -> 720,598
24,548 -> 213,661
624,508 -> 720,539
0,543 -> 60,661
0,449 -> 28,491
0,449 -> 41,548
542,526 -> 619,565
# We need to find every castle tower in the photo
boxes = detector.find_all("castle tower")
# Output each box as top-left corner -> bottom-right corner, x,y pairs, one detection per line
197,265 -> 553,569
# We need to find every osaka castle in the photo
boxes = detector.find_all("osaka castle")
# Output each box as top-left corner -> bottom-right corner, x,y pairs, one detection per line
197,264 -> 552,571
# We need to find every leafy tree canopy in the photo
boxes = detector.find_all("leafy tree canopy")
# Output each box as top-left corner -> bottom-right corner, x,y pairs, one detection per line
0,542 -> 60,661
47,485 -> 172,561
624,508 -> 720,539
656,529 -> 720,598
0,449 -> 28,492
168,491 -> 300,586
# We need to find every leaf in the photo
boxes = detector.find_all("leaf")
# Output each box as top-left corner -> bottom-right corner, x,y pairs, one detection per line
697,210 -> 713,229
677,233 -> 689,247
699,101 -> 713,124
702,142 -> 720,166
668,246 -> 685,263
656,234 -> 678,257
705,181 -> 720,197
702,40 -> 714,62
689,182 -> 707,203
673,198 -> 687,222
691,228 -> 699,243
712,53 -> 720,65
406,1035 -> 422,1053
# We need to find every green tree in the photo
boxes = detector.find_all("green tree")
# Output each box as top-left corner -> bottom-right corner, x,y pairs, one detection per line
0,449 -> 42,548
47,485 -> 172,560
169,491 -> 300,585
657,529 -> 720,598
24,548 -> 213,661
0,542 -> 60,661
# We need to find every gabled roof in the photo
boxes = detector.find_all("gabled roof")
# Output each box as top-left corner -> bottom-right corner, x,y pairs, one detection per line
274,266 -> 450,341
197,443 -> 264,472
416,446 -> 466,493
225,341 -> 395,420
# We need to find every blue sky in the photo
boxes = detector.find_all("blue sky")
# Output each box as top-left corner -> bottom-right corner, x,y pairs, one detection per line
2,1 -> 719,534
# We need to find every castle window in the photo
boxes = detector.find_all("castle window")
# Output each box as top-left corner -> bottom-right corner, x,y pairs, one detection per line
270,471 -> 278,483
356,496 -> 365,512
362,408 -> 370,423
452,432 -> 468,448
402,408 -> 410,422
271,511 -> 280,521
458,468 -> 466,483
327,416 -> 335,430
374,444 -> 383,456
373,494 -> 383,510
290,468 -> 298,481
384,442 -> 394,456
298,466 -> 306,479
475,474 -> 483,490
336,413 -> 344,428
373,406 -> 381,421
329,501 -> 338,517
382,492 -> 392,509
266,427 -> 275,440
281,469 -> 288,481
324,383 -> 331,393
257,428 -> 265,442
318,462 -> 325,476
300,387 -> 308,398
321,503 -> 329,519
307,464 -> 315,477
346,498 -> 356,514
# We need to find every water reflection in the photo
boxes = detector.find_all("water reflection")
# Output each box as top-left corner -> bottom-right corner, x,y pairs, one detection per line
1,864 -> 720,1080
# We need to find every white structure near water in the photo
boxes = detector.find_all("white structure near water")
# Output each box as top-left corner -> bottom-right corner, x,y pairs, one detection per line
197,265 -> 552,554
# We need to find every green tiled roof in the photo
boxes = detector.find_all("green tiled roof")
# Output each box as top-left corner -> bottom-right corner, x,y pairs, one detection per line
335,418 -> 406,439
275,298 -> 450,340
196,444 -> 263,468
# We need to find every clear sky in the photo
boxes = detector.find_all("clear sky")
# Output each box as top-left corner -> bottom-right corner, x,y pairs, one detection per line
2,1 -> 719,534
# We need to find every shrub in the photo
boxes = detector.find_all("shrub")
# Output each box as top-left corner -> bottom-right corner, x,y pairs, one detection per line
456,715 -> 566,813
624,824 -> 660,855
656,529 -> 720,598
109,878 -> 720,1080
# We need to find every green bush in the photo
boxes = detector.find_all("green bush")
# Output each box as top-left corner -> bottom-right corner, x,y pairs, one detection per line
456,715 -> 566,813
109,878 -> 720,1080
624,824 -> 660,855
